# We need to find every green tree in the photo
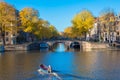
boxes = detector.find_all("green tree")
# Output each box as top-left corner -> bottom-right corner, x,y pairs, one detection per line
72,9 -> 94,39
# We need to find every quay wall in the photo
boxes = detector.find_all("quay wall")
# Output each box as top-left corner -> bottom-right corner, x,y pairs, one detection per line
81,41 -> 109,51
5,44 -> 30,51
4,41 -> 110,51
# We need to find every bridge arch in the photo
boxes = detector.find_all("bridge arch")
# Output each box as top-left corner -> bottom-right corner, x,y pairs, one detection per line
46,40 -> 82,50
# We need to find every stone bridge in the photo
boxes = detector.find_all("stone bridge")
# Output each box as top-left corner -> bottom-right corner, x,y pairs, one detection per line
46,40 -> 82,49
45,40 -> 109,51
4,40 -> 109,51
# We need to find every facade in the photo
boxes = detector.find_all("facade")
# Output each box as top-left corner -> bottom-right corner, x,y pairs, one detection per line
16,30 -> 37,44
90,15 -> 120,43
0,10 -> 19,45
116,17 -> 120,42
4,26 -> 18,45
90,18 -> 101,41
90,22 -> 99,41
4,17 -> 18,45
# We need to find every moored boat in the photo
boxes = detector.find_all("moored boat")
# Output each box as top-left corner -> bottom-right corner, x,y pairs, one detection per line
70,41 -> 80,48
40,42 -> 49,48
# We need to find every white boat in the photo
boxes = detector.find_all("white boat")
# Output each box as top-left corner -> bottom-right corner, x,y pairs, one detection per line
37,68 -> 49,74
37,64 -> 61,79
40,42 -> 49,48
37,69 -> 61,80
37,64 -> 52,74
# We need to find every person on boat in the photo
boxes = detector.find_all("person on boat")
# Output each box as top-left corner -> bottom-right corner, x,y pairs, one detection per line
40,64 -> 52,73
48,65 -> 52,73
40,64 -> 48,70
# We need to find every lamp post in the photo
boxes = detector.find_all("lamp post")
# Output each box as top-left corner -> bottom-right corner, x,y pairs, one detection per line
10,22 -> 16,45
10,22 -> 13,45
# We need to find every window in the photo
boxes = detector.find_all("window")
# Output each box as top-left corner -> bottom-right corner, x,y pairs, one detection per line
117,32 -> 119,35
112,32 -> 114,36
6,37 -> 9,41
6,32 -> 8,36
13,34 -> 15,36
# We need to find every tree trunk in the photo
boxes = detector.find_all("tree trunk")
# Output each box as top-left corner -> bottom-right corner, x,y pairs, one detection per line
2,31 -> 5,45
84,32 -> 87,41
0,27 -> 5,45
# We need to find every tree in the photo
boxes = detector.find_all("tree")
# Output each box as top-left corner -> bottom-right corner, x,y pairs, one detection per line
0,2 -> 18,44
72,9 -> 94,39
49,25 -> 59,38
64,27 -> 73,38
19,8 -> 39,33
33,19 -> 51,40
99,8 -> 115,26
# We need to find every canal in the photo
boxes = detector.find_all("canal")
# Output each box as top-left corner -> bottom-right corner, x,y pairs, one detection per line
0,43 -> 120,80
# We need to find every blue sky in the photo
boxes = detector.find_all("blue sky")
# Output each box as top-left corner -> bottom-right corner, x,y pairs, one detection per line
3,0 -> 120,32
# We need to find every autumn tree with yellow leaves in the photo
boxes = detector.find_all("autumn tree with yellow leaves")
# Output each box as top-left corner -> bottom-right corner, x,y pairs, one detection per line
64,27 -> 74,38
49,25 -> 59,38
19,8 -> 59,40
0,2 -> 18,44
19,8 -> 39,33
72,9 -> 94,39
34,19 -> 51,39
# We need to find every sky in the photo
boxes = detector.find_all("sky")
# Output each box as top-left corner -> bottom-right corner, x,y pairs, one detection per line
2,0 -> 120,32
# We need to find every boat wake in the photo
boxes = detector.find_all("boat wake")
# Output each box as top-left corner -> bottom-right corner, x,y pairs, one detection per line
37,68 -> 62,80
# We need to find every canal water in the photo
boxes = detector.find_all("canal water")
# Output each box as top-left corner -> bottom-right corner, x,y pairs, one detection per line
0,43 -> 120,80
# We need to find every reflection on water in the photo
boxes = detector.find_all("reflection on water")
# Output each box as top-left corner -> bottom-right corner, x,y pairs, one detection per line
54,43 -> 66,52
40,48 -> 49,52
0,43 -> 120,80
